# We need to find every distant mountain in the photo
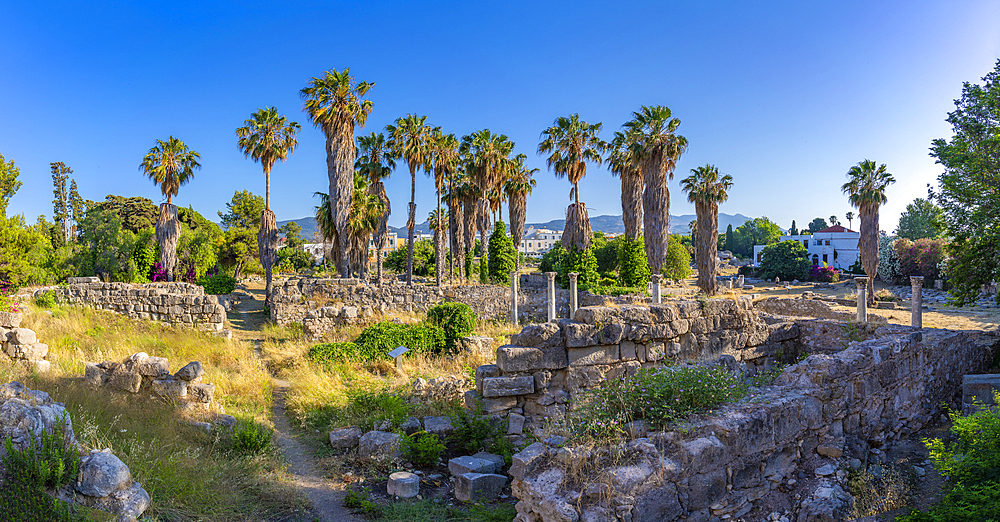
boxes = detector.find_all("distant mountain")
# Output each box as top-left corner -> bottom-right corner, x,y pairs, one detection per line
280,212 -> 759,242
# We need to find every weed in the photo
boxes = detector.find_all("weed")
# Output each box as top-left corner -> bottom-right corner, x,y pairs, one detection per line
344,487 -> 382,516
449,402 -> 506,455
2,415 -> 79,489
231,418 -> 273,456
427,302 -> 477,352
33,291 -> 56,308
400,430 -> 446,468
848,464 -> 913,517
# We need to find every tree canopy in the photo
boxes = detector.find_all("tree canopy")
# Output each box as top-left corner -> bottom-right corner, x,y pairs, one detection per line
218,190 -> 265,231
896,198 -> 946,240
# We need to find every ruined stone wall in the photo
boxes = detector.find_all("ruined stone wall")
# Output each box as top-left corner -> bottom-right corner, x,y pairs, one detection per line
466,298 -> 803,437
509,327 -> 1000,522
41,282 -> 226,332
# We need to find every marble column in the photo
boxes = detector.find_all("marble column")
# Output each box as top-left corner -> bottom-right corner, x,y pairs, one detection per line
568,272 -> 579,320
545,271 -> 557,322
910,276 -> 924,328
855,276 -> 869,322
651,274 -> 662,304
510,271 -> 519,325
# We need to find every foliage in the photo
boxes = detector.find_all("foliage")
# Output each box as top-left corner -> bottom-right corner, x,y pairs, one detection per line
218,190 -> 265,231
894,237 -> 948,282
2,419 -> 79,489
896,198 -> 946,240
342,385 -> 412,430
400,430 -> 446,468
195,272 -> 236,294
0,479 -> 91,521
874,289 -> 900,302
307,342 -> 362,363
538,240 -> 563,274
0,153 -> 22,216
558,245 -> 600,291
353,321 -> 447,359
877,234 -> 902,284
76,207 -> 144,282
89,195 -> 159,233
591,232 -> 618,275
344,489 -> 518,521
0,214 -> 58,287
231,418 -> 273,456
807,217 -> 828,233
449,401 -> 509,458
662,235 -> 692,280
571,365 -> 747,440
276,247 -> 313,272
384,239 -> 436,277
809,265 -> 841,283
726,217 -> 783,258
929,59 -> 1000,307
788,220 -> 798,236
427,302 -> 477,352
759,240 -> 810,281
344,487 -> 382,516
617,236 -> 651,287
279,221 -> 304,249
487,221 -> 516,285
34,291 -> 56,308
217,227 -> 258,279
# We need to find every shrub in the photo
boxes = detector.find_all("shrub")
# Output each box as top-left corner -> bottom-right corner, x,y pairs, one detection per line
231,418 -> 273,456
877,235 -> 902,284
426,302 -> 476,352
558,245 -> 600,291
34,291 -> 56,308
0,480 -> 89,521
2,419 -> 80,489
759,240 -> 810,281
617,236 -> 651,287
449,401 -> 509,457
538,241 -> 563,274
353,321 -> 447,359
809,265 -> 841,283
487,221 -> 516,285
344,385 -> 412,429
894,237 -> 948,282
195,272 -> 237,295
307,342 -> 362,363
662,235 -> 692,280
400,430 -> 446,468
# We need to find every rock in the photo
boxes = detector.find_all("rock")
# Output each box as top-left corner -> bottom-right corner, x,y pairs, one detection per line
815,463 -> 836,476
187,421 -> 212,433
459,336 -> 495,356
454,472 -> 507,502
568,344 -> 619,366
329,427 -> 363,448
400,417 -> 423,435
0,311 -> 23,328
6,342 -> 48,360
423,416 -> 454,437
188,383 -> 215,403
624,420 -> 647,439
449,455 -> 502,476
510,442 -> 549,480
475,364 -> 501,394
151,379 -> 187,399
136,356 -> 169,377
387,471 -> 420,498
213,414 -> 237,431
816,444 -> 843,458
77,451 -> 132,497
83,481 -> 151,520
175,361 -> 204,381
472,452 -> 506,472
496,346 -> 568,372
482,376 -> 534,398
7,327 -> 36,345
357,431 -> 402,462
507,413 -> 525,435
512,322 -> 564,348
120,353 -> 149,373
22,359 -> 51,373
108,371 -> 142,394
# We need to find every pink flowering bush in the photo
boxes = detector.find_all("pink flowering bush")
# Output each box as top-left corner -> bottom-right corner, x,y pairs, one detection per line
810,265 -> 841,283
0,281 -> 20,313
894,238 -> 948,282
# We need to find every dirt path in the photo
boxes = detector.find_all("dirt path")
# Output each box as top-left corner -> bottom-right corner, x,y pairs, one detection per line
229,284 -> 361,522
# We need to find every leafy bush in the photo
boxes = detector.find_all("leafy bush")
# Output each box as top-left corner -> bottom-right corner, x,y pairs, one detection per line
426,302 -> 476,352
2,419 -> 80,489
759,240 -> 810,281
353,321 -> 447,359
662,235 -> 692,280
400,430 -> 446,468
34,291 -> 56,308
877,234 -> 902,284
571,365 -> 747,440
894,237 -> 948,282
538,240 -> 563,274
343,385 -> 412,429
487,221 -> 516,285
307,342 -> 362,363
384,239 -> 436,277
809,265 -> 841,283
195,272 -> 237,295
558,245 -> 600,290
617,236 -> 651,287
231,418 -> 273,456
449,401 -> 509,458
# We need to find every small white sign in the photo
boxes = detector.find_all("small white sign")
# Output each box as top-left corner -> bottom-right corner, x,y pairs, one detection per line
388,346 -> 409,359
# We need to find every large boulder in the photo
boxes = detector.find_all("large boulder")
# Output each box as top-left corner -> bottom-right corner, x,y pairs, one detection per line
77,451 -> 132,497
357,431 -> 402,462
329,427 -> 363,448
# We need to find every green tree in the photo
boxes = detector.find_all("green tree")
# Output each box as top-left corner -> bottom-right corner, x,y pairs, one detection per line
279,221 -> 304,249
50,162 -> 71,242
724,223 -> 734,251
759,240 -> 810,281
219,190 -> 265,230
0,153 -> 21,217
139,136 -> 201,281
386,114 -> 433,285
896,198 -> 946,240
607,130 -> 644,242
788,220 -> 798,236
77,208 -> 140,281
429,129 -> 461,285
591,232 -> 618,275
218,227 -> 258,279
68,180 -> 82,239
505,154 -> 537,271
91,196 -> 158,232
842,160 -> 896,306
487,221 -> 516,285
681,164 -> 733,295
730,217 -> 782,257
807,217 -> 828,233
559,246 -> 600,291
460,129 -> 515,281
617,236 -> 650,287
384,239 -> 435,277
662,235 -> 692,281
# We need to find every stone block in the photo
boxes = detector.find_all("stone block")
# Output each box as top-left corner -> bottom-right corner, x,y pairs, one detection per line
619,305 -> 653,324
120,352 -> 149,373
463,390 -> 516,413
496,346 -> 567,372
473,451 -> 506,471
459,336 -> 495,356
329,427 -> 363,448
109,371 -> 142,393
400,417 -> 423,435
6,342 -> 48,360
175,361 -> 204,381
387,471 -> 420,498
137,356 -> 169,377
510,442 -> 549,479
21,359 -> 50,373
213,414 -> 237,431
648,304 -> 680,322
475,364 -> 501,394
512,322 -> 564,348
454,472 -> 507,502
357,431 -> 402,462
573,306 -> 619,325
423,416 -> 454,437
568,345 -> 619,366
449,455 -> 502,476
621,341 -> 638,361
0,311 -> 22,328
84,363 -> 110,387
482,376 -> 534,397
767,322 -> 800,343
188,383 -> 215,403
8,328 -> 36,345
151,379 -> 187,399
77,451 -> 131,497
507,413 -> 526,434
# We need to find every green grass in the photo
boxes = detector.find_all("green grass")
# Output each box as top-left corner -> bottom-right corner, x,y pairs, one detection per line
345,488 -> 517,522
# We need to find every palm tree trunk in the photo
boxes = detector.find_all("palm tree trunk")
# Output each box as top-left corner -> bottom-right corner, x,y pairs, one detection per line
259,208 -> 278,307
695,202 -> 718,295
327,127 -> 355,278
860,203 -> 879,307
643,154 -> 670,273
436,188 -> 443,286
477,198 -> 491,283
156,203 -> 180,282
407,168 -> 416,285
622,168 -> 643,241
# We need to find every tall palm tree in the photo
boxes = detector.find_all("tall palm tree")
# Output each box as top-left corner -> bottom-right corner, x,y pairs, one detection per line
427,208 -> 448,266
386,114 -> 433,286
356,132 -> 395,285
315,192 -> 337,268
139,136 -> 201,282
537,114 -> 606,252
236,106 -> 300,305
608,130 -> 643,241
445,169 -> 469,278
429,129 -> 460,286
346,172 -> 386,278
300,68 -> 374,278
842,159 -> 895,306
681,164 -> 733,296
505,154 -> 538,269
460,130 -> 515,282
845,211 -> 855,230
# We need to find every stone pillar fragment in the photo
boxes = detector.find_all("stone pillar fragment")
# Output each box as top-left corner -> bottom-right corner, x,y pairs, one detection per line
510,271 -> 519,325
911,276 -> 924,328
568,272 -> 579,320
545,272 -> 557,323
651,274 -> 662,304
855,276 -> 868,322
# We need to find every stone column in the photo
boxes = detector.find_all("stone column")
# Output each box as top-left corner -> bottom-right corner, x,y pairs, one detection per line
651,274 -> 663,304
510,271 -> 519,325
737,274 -> 745,288
910,276 -> 924,328
568,272 -> 579,320
725,279 -> 733,290
855,277 -> 869,322
545,271 -> 557,323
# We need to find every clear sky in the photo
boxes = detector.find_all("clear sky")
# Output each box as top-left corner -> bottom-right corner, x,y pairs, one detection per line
3,1 -> 999,235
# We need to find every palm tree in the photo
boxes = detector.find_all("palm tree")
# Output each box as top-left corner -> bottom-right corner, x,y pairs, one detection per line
427,208 -> 448,263
356,132 -> 394,286
624,106 -> 688,273
537,114 -> 606,253
429,129 -> 460,285
461,130 -> 515,282
830,215 -> 839,227
842,159 -> 895,306
300,68 -> 374,278
236,107 -> 300,305
681,164 -> 733,296
505,154 -> 538,269
386,114 -> 433,286
845,211 -> 855,230
608,130 -> 643,241
315,192 -> 337,268
139,136 -> 201,282
346,172 -> 386,278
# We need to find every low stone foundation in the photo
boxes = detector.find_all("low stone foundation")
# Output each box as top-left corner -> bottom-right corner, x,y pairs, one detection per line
1,311 -> 52,372
84,353 -> 217,412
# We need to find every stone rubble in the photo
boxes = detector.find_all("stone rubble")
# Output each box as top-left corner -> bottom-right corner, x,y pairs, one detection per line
83,353 -> 218,413
1,314 -> 52,372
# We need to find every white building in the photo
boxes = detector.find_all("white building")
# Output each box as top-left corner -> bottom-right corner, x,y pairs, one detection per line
519,226 -> 562,255
752,225 -> 860,270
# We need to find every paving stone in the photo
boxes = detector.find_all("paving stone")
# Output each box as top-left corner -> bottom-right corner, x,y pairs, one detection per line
454,472 -> 507,502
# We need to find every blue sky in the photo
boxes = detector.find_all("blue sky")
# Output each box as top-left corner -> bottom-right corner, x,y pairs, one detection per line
2,1 -> 999,235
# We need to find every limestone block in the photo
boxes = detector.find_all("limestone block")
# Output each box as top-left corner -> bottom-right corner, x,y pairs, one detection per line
573,306 -> 619,325
5,342 -> 48,360
507,413 -> 526,434
189,383 -> 215,403
496,346 -> 568,372
136,356 -> 169,377
620,341 -> 638,361
387,471 -> 420,498
82,480 -> 150,520
510,442 -> 549,480
454,473 -> 507,502
175,361 -> 204,381
77,451 -> 132,497
151,379 -> 187,399
648,303 -> 681,322
449,455 -> 502,476
619,305 -> 653,324
482,376 -> 534,397
120,353 -> 149,373
357,431 -> 402,462
568,345 -> 619,367
21,359 -> 50,373
767,322 -> 800,343
512,322 -> 563,348
0,311 -> 22,328
109,371 -> 142,393
423,416 -> 454,437
475,364 -> 501,394
463,390 -> 516,413
459,336 -> 495,357
8,328 -> 36,345
329,427 -> 363,448
400,417 -> 423,435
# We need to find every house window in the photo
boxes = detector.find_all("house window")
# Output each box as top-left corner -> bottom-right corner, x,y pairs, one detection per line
802,240 -> 808,248
825,240 -> 830,246
815,239 -> 822,246
823,254 -> 828,263
812,254 -> 819,265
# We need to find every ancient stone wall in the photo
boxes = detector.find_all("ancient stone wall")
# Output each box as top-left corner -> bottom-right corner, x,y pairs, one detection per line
83,352 -> 217,413
509,326 -> 1000,522
0,311 -> 52,372
40,282 -> 226,332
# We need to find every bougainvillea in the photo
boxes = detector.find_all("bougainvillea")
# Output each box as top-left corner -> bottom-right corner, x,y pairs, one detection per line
894,237 -> 948,282
877,235 -> 902,284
